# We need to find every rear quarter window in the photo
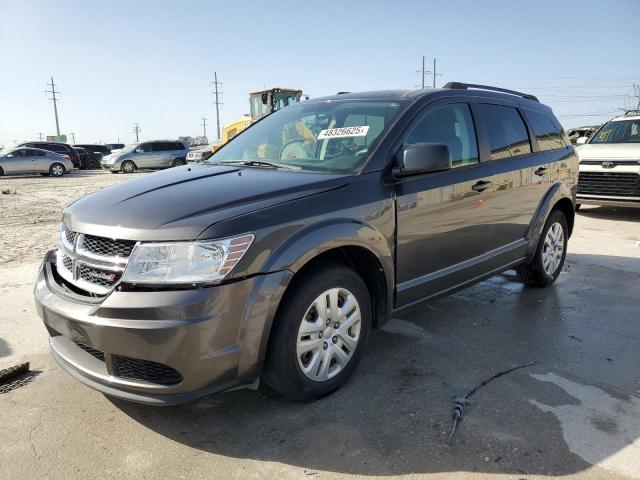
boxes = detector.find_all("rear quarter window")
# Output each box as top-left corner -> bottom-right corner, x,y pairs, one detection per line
526,110 -> 565,151
477,104 -> 532,160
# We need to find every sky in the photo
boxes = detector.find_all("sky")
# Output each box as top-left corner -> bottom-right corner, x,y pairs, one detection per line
1,0 -> 639,147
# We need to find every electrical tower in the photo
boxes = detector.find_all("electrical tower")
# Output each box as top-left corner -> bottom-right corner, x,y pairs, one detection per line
45,76 -> 61,138
201,116 -> 209,138
133,122 -> 141,142
415,57 -> 443,89
211,72 -> 223,140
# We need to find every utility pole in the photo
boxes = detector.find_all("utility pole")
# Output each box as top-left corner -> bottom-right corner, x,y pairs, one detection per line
433,58 -> 437,88
415,56 -> 431,89
45,76 -> 61,138
634,83 -> 640,110
211,72 -> 223,140
38,132 -> 44,141
70,132 -> 75,144
201,116 -> 209,138
133,122 -> 141,142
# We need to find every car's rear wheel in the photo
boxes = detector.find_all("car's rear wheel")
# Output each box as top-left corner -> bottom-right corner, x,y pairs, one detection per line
88,158 -> 101,169
263,263 -> 371,401
575,204 -> 581,211
49,163 -> 65,177
121,160 -> 136,174
516,209 -> 568,287
172,158 -> 186,168
0,166 -> 4,176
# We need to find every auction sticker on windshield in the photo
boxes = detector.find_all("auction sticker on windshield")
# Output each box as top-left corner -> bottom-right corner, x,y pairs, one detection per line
317,126 -> 369,140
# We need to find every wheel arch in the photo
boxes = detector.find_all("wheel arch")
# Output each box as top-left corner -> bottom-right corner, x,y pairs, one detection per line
525,181 -> 575,258
236,221 -> 394,381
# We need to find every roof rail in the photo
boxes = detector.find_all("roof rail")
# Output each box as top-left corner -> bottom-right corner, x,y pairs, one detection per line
442,82 -> 539,102
623,109 -> 640,116
336,91 -> 351,95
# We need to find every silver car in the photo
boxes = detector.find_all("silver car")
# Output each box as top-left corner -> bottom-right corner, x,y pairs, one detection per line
101,140 -> 188,173
0,147 -> 74,177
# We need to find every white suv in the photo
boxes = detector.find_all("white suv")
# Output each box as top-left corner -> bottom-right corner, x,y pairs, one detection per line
575,111 -> 640,209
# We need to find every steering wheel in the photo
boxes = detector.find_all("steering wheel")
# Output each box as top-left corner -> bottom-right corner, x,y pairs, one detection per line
279,139 -> 311,161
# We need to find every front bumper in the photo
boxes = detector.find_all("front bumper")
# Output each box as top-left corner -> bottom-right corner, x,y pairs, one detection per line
101,162 -> 120,172
34,250 -> 265,405
576,194 -> 640,208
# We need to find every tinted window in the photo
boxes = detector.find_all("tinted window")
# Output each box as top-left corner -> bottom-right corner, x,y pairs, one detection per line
10,149 -> 26,157
526,110 -> 565,151
477,104 -> 532,160
152,142 -> 168,152
404,103 -> 479,168
42,143 -> 67,153
173,142 -> 185,150
139,143 -> 153,152
35,149 -> 46,156
24,149 -> 40,157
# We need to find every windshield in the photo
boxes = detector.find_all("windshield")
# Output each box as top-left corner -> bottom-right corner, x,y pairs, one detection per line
210,100 -> 405,173
118,143 -> 141,154
590,119 -> 640,144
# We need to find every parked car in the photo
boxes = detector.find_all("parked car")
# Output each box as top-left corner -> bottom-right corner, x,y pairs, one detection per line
74,144 -> 112,157
575,110 -> 640,209
186,144 -> 216,163
105,143 -> 125,151
0,147 -> 74,176
567,126 -> 598,145
100,140 -> 188,173
34,83 -> 577,404
17,141 -> 80,168
72,147 -> 102,170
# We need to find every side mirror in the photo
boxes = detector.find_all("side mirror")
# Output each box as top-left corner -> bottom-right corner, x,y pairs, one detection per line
135,148 -> 144,153
576,137 -> 588,145
393,143 -> 452,177
6,153 -> 14,158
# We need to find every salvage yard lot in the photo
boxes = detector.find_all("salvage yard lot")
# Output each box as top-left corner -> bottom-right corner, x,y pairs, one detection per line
1,170 -> 639,480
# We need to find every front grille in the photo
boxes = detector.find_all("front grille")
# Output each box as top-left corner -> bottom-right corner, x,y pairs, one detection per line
64,226 -> 77,245
578,172 -> 640,197
78,264 -> 121,288
62,254 -> 73,271
112,355 -> 182,385
82,234 -> 136,258
73,340 -> 105,362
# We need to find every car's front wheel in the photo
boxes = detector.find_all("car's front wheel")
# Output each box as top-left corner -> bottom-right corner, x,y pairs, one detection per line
121,160 -> 136,174
516,209 -> 568,287
263,263 -> 371,401
171,158 -> 186,168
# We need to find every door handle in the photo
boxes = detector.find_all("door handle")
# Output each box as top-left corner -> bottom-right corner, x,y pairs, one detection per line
471,180 -> 492,192
535,167 -> 548,176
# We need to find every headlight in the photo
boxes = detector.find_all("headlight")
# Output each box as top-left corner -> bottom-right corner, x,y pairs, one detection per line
122,234 -> 254,284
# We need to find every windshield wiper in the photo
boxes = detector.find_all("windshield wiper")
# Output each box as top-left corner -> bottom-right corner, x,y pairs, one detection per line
212,160 -> 301,171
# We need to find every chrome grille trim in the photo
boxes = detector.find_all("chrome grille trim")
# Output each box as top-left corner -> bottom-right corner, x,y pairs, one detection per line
57,224 -> 133,295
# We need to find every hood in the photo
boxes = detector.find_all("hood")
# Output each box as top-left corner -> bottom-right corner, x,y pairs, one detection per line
64,163 -> 349,240
576,143 -> 640,160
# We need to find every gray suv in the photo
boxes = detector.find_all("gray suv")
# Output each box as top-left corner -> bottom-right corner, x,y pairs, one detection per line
101,140 -> 187,173
34,83 -> 578,404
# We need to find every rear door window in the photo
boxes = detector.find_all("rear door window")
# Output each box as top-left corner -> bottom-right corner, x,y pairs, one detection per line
403,103 -> 479,168
477,104 -> 532,160
152,142 -> 168,152
526,110 -> 565,151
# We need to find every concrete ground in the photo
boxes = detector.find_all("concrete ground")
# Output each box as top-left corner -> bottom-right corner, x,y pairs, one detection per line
1,171 -> 639,480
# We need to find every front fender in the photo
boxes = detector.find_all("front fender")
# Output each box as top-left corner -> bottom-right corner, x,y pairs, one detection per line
236,219 -> 394,380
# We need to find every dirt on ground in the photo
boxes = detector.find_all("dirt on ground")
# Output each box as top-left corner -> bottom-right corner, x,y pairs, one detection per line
0,170 -> 140,267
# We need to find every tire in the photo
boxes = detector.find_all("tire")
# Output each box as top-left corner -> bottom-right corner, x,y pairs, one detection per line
88,159 -> 100,169
263,263 -> 372,402
121,160 -> 136,174
575,204 -> 581,211
49,163 -> 65,177
0,167 -> 4,176
171,158 -> 186,168
516,209 -> 568,287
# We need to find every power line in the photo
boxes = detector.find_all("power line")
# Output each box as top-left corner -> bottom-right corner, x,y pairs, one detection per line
133,122 -> 141,142
211,72 -> 223,140
45,76 -> 61,138
201,116 -> 209,139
